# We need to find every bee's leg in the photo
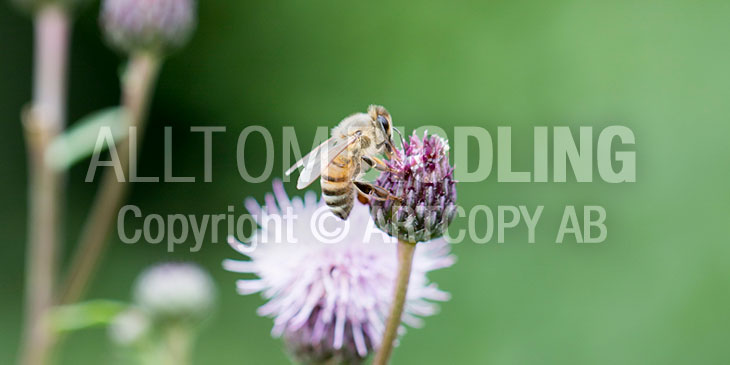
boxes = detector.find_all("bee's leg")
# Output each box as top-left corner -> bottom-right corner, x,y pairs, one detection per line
354,181 -> 401,202
361,156 -> 394,173
356,190 -> 370,204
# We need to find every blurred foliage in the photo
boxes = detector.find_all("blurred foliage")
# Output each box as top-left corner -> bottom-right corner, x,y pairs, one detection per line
46,106 -> 127,170
51,300 -> 126,333
1,0 -> 730,364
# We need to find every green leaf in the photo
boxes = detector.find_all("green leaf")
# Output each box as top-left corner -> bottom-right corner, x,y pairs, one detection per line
50,300 -> 129,333
46,107 -> 128,170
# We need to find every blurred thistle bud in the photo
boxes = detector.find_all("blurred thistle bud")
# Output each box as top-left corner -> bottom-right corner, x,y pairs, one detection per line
371,132 -> 458,243
100,0 -> 197,54
133,262 -> 215,322
108,308 -> 150,346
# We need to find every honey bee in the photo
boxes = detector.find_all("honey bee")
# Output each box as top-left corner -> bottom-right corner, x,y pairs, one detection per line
285,105 -> 400,220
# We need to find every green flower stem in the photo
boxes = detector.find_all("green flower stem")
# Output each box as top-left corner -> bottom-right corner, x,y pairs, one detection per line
19,4 -> 70,365
60,51 -> 161,305
161,324 -> 193,365
373,239 -> 417,365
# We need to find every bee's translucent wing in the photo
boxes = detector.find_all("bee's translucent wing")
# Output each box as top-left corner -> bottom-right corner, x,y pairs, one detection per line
293,133 -> 360,189
285,137 -> 333,177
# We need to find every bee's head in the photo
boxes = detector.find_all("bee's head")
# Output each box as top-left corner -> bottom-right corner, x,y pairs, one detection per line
368,105 -> 396,159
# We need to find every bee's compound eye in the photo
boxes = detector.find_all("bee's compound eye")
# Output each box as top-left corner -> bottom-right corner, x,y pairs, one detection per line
377,115 -> 390,132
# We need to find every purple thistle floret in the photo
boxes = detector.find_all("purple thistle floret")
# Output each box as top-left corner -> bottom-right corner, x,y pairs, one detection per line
224,181 -> 455,364
101,0 -> 197,53
371,132 -> 458,243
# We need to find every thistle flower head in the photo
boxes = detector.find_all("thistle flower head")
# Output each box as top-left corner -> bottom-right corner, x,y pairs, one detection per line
371,132 -> 458,243
224,180 -> 454,364
133,262 -> 215,322
108,308 -> 150,346
100,0 -> 197,54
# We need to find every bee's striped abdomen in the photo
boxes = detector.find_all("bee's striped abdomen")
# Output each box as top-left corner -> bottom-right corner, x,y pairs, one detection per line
322,154 -> 355,220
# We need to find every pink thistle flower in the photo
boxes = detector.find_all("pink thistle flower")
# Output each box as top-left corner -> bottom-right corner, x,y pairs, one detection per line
223,180 -> 455,364
371,132 -> 457,243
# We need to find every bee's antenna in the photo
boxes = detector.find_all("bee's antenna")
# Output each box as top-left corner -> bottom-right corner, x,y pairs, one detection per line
392,127 -> 406,148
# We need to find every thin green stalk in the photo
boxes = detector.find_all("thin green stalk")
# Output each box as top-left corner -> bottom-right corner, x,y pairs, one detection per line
60,52 -> 161,305
373,239 -> 417,365
161,324 -> 193,365
19,4 -> 70,365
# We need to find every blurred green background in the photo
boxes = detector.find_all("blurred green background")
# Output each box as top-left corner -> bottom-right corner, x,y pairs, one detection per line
2,0 -> 729,363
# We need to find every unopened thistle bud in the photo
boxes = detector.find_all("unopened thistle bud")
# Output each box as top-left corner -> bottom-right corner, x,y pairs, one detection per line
371,132 -> 458,243
108,308 -> 150,346
133,262 -> 215,322
100,0 -> 197,54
